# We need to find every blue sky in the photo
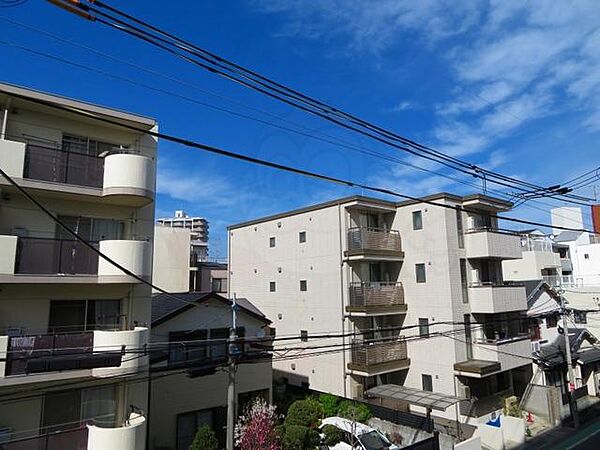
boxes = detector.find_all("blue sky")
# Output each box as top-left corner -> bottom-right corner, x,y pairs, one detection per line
1,0 -> 599,258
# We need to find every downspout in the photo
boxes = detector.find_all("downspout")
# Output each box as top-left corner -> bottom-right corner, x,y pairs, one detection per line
338,202 -> 347,398
1,99 -> 10,139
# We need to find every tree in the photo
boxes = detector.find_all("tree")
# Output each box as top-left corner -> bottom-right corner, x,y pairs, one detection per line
337,400 -> 372,423
317,393 -> 340,417
235,397 -> 282,450
285,399 -> 323,428
188,425 -> 219,450
282,424 -> 321,450
321,424 -> 343,446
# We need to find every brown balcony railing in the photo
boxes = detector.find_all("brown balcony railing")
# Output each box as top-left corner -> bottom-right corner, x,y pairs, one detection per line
15,237 -> 99,275
24,143 -> 104,188
3,427 -> 89,450
349,282 -> 405,308
5,331 -> 122,376
347,227 -> 402,254
350,338 -> 408,367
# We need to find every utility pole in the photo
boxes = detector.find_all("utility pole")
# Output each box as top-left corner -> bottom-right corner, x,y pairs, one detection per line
226,294 -> 239,450
560,289 -> 579,428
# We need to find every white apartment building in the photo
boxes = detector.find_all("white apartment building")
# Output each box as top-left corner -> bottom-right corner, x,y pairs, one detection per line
157,210 -> 209,263
229,193 -> 532,424
502,230 -> 562,283
0,83 -> 157,450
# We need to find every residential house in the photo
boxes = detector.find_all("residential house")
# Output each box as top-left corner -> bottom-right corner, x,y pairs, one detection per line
228,193 -> 533,425
149,292 -> 272,450
0,82 -> 157,449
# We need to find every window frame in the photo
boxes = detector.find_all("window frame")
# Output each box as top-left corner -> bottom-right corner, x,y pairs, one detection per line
269,236 -> 276,248
300,280 -> 307,291
412,210 -> 423,230
269,281 -> 276,292
419,318 -> 430,338
422,374 -> 433,392
415,263 -> 426,283
299,231 -> 306,243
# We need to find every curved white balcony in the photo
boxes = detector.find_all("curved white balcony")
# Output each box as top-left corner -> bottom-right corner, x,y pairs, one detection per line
92,327 -> 149,377
102,153 -> 155,205
87,413 -> 146,450
98,240 -> 151,280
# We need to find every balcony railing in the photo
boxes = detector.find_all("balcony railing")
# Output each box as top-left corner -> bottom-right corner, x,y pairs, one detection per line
2,427 -> 88,450
543,274 -> 580,287
5,331 -> 122,376
348,282 -> 405,308
350,338 -> 408,367
347,227 -> 402,254
468,280 -> 523,288
15,237 -> 99,275
24,143 -> 104,188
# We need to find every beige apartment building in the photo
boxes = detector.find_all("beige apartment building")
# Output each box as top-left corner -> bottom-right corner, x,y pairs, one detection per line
0,83 -> 157,449
229,193 -> 533,424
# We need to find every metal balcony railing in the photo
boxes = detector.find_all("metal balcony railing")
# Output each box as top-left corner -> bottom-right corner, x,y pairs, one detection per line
2,427 -> 89,450
350,338 -> 408,367
347,227 -> 402,254
24,143 -> 104,188
543,274 -> 580,287
349,282 -> 404,308
15,237 -> 99,275
468,280 -> 523,288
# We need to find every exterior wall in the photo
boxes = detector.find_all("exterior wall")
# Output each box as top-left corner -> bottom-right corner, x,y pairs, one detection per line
394,200 -> 466,419
152,226 -> 191,293
571,243 -> 600,286
503,251 -> 561,281
551,207 -> 584,235
149,297 -> 272,450
0,86 -> 157,447
229,203 -> 347,396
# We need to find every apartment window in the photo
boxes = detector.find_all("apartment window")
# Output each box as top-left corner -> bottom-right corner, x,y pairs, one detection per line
584,253 -> 589,259
422,374 -> 433,392
419,318 -> 430,337
211,278 -> 227,293
269,281 -> 276,292
415,263 -> 426,283
574,310 -> 587,324
168,330 -> 208,364
299,231 -> 306,243
412,210 -> 423,230
176,407 -> 225,450
300,330 -> 308,342
460,259 -> 469,304
48,299 -> 121,332
269,237 -> 276,248
300,280 -> 307,291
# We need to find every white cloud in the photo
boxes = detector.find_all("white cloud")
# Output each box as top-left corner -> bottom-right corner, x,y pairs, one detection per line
386,101 -> 414,113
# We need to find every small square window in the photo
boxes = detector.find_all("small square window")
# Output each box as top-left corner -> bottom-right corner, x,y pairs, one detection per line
269,237 -> 276,248
415,263 -> 426,283
546,313 -> 558,328
269,281 -> 276,292
584,253 -> 589,259
299,231 -> 306,243
419,318 -> 430,337
300,280 -> 307,291
300,330 -> 308,342
412,210 -> 423,230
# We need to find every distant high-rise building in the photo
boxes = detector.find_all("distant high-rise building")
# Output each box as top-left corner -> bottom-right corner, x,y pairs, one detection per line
157,210 -> 209,262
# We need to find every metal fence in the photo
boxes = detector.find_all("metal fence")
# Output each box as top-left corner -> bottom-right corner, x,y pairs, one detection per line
347,227 -> 402,253
350,339 -> 408,366
24,144 -> 104,188
349,282 -> 405,307
15,237 -> 99,275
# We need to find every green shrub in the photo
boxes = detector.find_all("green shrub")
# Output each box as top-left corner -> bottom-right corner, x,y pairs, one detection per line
337,400 -> 372,423
188,425 -> 220,450
318,393 -> 340,417
321,424 -> 343,446
285,399 -> 323,428
282,424 -> 321,450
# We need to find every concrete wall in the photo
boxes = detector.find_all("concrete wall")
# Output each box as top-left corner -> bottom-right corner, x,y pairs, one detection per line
152,226 -> 191,293
229,202 -> 347,396
503,250 -> 561,281
455,436 -> 482,450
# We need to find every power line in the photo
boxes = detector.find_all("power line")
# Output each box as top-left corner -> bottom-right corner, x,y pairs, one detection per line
44,0 -> 595,206
2,90 -> 595,234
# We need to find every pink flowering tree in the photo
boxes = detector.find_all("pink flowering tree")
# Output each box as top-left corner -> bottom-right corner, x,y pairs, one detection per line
234,397 -> 282,450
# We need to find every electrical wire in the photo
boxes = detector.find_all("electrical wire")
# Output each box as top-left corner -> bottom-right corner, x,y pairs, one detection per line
1,90 -> 595,234
44,0 -> 595,206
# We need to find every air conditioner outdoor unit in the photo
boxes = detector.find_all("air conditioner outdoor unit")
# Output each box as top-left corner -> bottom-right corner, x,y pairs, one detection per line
458,385 -> 471,399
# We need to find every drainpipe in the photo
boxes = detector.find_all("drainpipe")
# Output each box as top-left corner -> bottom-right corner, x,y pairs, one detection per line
338,202 -> 348,398
1,99 -> 10,139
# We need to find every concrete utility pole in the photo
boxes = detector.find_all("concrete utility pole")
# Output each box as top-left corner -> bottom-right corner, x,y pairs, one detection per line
226,294 -> 239,450
560,289 -> 579,428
